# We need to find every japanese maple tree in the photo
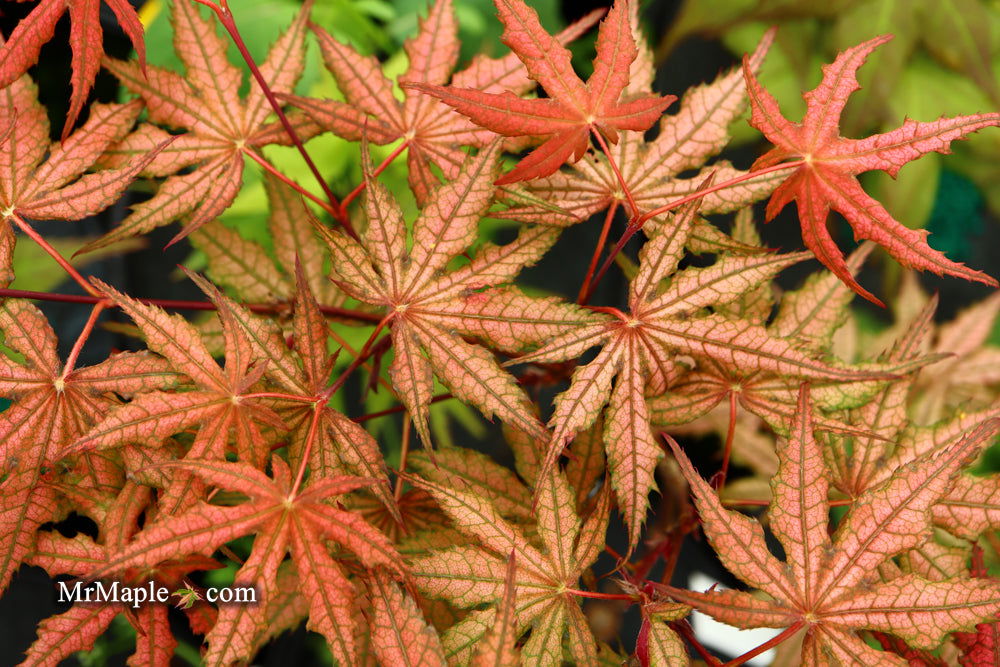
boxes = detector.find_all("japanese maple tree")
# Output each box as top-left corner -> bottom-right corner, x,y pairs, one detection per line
1,0 -> 999,664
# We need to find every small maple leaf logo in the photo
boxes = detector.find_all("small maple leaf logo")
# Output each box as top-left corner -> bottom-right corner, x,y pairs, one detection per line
171,582 -> 202,610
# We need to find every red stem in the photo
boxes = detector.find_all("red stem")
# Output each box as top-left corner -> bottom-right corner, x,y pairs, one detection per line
353,393 -> 452,423
722,622 -> 803,667
324,316 -> 391,398
672,621 -> 722,666
564,589 -> 637,601
591,129 -> 639,217
577,200 -> 618,304
9,213 -> 100,297
0,288 -> 382,323
195,0 -> 353,234
342,140 -> 410,209
713,391 -> 738,489
290,402 -> 322,497
583,161 -> 802,302
62,300 -> 109,376
242,148 -> 339,218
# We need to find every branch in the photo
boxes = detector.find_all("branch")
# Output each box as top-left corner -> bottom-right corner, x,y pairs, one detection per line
0,288 -> 383,324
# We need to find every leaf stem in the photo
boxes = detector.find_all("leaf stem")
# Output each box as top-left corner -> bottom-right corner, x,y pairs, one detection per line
62,300 -> 110,376
354,393 -> 452,423
0,288 -> 382,323
290,401 -> 322,497
394,415 -> 411,500
577,200 -> 618,304
242,147 -> 339,218
712,391 -> 738,489
590,129 -> 639,216
9,213 -> 100,297
671,620 -> 722,666
342,140 -> 410,209
325,316 -> 391,398
194,0 -> 353,234
722,622 -> 803,666
326,325 -> 395,395
583,161 -> 802,302
564,588 -> 637,601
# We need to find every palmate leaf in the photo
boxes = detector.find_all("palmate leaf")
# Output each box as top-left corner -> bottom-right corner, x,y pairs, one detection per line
661,387 -> 1000,664
744,34 -> 1000,304
406,0 -> 675,184
0,300 -> 178,595
405,466 -> 611,664
499,11 -> 783,229
283,0 -> 601,204
513,198 -> 888,548
87,0 -> 316,251
0,0 -> 146,137
0,67 -> 161,287
23,483 -> 218,667
192,264 -> 400,518
650,242 -> 928,443
82,457 -> 403,666
68,277 -> 287,470
316,140 -> 593,448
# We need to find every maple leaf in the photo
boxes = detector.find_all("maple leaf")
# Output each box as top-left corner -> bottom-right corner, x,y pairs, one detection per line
744,34 -> 1000,304
0,68 -> 162,287
651,237 -> 931,446
315,140 -> 593,448
498,14 -> 782,229
282,0 -> 601,204
660,387 -> 1000,663
364,573 -> 447,667
24,481 -> 219,666
68,276 -> 288,470
0,0 -> 145,137
405,0 -> 675,184
184,266 -> 400,517
512,198 -> 887,547
0,299 -> 177,595
81,457 -> 403,666
191,173 -> 353,308
86,0 -> 316,251
405,466 -> 611,664
635,601 -> 690,667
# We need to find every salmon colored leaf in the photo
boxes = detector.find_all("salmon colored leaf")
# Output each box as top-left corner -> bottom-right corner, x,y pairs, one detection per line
317,141 -> 593,447
82,457 -> 402,666
405,0 -> 675,184
86,0 -> 316,251
0,300 -> 176,595
744,34 -> 1000,304
0,71 -> 162,284
660,389 -> 1000,662
499,16 -> 780,228
0,0 -> 146,138
513,198 -> 886,548
405,467 -> 609,663
284,0 -> 601,203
